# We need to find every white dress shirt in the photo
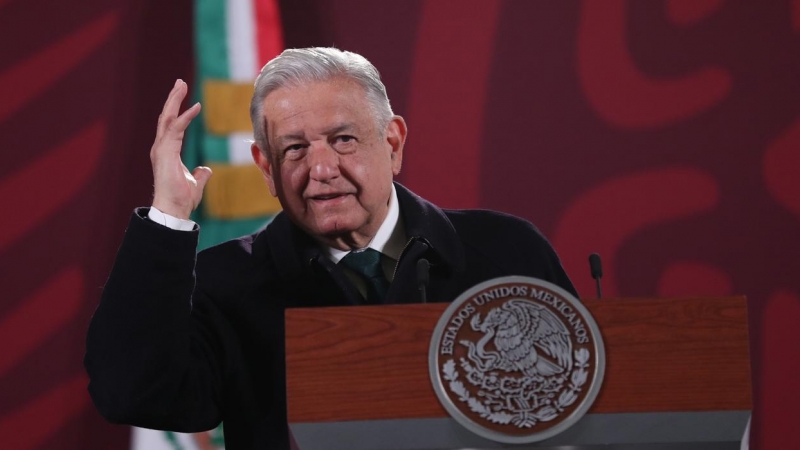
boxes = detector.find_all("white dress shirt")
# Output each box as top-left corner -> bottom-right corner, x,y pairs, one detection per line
147,207 -> 196,231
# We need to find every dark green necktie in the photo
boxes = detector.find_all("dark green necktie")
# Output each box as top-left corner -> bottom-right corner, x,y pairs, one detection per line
340,248 -> 390,304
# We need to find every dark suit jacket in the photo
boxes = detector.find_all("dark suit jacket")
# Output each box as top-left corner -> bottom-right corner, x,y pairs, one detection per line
85,183 -> 576,450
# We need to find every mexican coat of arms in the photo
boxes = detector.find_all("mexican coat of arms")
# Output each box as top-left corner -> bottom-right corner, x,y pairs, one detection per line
429,276 -> 605,444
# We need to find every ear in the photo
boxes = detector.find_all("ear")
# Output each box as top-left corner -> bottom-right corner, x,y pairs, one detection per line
251,143 -> 277,197
385,116 -> 407,176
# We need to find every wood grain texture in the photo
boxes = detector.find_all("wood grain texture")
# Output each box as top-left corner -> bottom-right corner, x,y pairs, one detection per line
285,297 -> 751,423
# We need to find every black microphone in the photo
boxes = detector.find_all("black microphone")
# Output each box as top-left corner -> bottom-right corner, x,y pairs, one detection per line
416,258 -> 430,303
588,253 -> 603,299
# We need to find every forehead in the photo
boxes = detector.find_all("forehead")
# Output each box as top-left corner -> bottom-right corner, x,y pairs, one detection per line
262,78 -> 375,138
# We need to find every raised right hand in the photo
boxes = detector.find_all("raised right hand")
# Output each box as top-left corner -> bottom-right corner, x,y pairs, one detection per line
150,79 -> 212,220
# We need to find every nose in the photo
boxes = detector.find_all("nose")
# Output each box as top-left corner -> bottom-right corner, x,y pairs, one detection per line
307,141 -> 340,182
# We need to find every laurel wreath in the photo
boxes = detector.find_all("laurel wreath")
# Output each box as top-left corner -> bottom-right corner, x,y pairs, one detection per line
443,359 -> 514,424
442,347 -> 590,428
553,348 -> 590,412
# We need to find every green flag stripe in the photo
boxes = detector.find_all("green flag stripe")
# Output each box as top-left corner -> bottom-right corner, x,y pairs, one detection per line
195,0 -> 230,163
195,0 -> 230,80
202,135 -> 230,163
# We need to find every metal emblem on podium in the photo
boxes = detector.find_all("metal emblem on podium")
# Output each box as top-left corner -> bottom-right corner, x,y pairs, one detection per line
429,276 -> 605,444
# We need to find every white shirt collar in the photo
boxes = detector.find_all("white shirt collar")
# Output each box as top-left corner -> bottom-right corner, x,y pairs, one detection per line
326,184 -> 405,263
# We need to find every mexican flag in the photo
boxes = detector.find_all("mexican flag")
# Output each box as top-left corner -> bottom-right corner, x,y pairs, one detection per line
132,0 -> 283,448
187,0 -> 284,252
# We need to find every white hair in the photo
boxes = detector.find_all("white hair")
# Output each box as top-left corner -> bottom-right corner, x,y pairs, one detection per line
249,47 -> 394,157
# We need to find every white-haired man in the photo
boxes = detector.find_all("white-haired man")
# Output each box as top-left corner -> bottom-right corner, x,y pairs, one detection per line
86,48 -> 576,449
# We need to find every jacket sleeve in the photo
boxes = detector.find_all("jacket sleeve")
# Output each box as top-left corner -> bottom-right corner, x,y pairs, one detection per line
84,209 -> 235,432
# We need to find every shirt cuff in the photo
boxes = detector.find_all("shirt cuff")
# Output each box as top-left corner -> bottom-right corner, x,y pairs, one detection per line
147,206 -> 197,231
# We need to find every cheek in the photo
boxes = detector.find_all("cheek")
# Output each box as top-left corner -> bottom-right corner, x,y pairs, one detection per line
349,152 -> 388,184
280,165 -> 307,198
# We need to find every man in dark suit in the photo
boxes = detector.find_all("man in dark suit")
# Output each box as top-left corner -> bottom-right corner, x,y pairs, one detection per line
85,47 -> 576,449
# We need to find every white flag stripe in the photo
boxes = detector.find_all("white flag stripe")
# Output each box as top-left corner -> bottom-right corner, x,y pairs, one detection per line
132,426 -> 207,450
228,133 -> 256,165
226,0 -> 257,81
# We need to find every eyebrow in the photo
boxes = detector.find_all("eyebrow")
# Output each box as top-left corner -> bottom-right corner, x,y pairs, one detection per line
274,123 -> 357,148
274,133 -> 306,148
322,123 -> 356,136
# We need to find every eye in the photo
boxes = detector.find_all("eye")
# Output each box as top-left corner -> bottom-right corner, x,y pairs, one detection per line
335,135 -> 356,144
281,143 -> 307,160
331,135 -> 357,152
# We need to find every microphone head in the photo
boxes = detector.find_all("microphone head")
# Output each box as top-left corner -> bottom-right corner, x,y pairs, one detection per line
588,253 -> 603,279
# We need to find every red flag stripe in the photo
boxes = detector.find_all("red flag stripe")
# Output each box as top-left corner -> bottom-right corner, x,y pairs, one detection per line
254,0 -> 284,67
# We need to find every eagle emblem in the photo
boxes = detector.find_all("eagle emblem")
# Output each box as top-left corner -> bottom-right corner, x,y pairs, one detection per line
430,277 -> 605,444
462,299 -> 572,378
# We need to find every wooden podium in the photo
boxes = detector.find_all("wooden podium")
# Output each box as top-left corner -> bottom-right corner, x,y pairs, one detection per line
286,297 -> 751,449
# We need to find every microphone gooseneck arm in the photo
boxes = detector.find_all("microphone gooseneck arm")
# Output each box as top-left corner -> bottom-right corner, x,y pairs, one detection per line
588,253 -> 603,299
416,258 -> 430,304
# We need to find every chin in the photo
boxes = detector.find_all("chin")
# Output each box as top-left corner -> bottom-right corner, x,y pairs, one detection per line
312,216 -> 363,238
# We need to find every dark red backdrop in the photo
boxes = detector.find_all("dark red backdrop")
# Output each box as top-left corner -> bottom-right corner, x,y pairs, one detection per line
1,0 -> 797,448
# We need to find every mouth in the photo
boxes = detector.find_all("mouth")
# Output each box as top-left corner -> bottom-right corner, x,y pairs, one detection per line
308,192 -> 352,205
311,193 -> 347,200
